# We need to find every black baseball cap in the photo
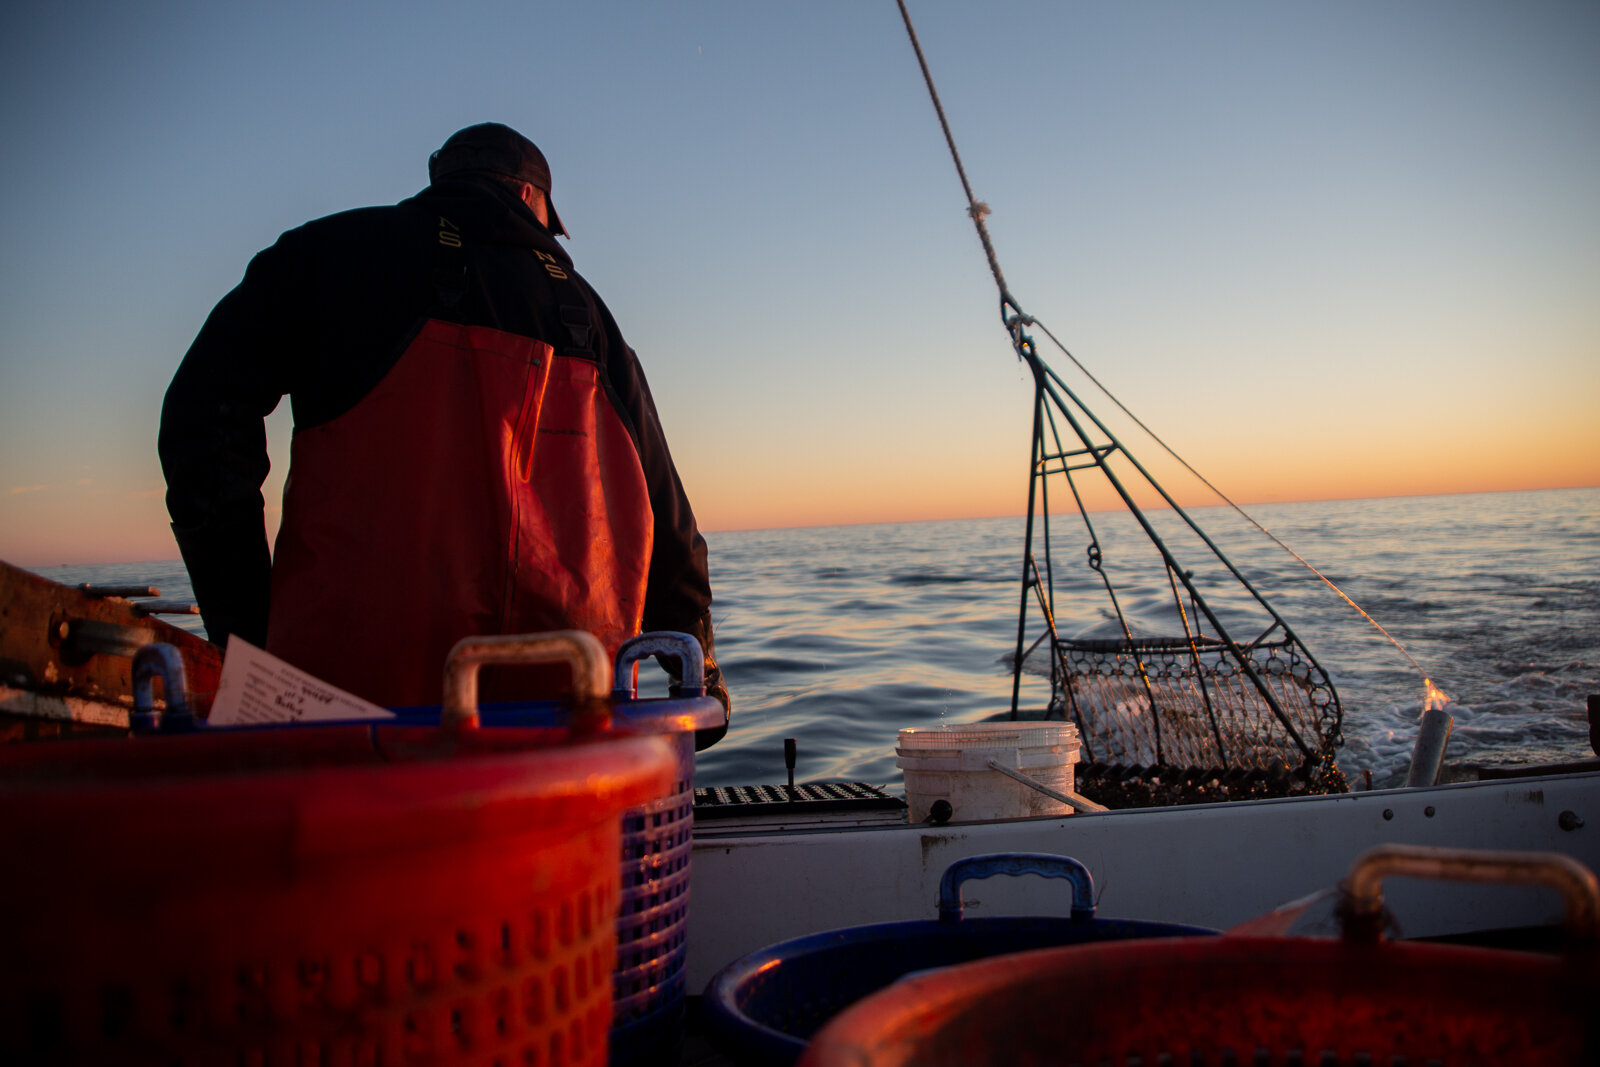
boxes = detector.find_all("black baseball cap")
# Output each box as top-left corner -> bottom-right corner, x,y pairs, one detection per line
429,122 -> 567,236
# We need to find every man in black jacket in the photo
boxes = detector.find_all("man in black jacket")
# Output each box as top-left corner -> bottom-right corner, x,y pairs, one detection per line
160,123 -> 726,728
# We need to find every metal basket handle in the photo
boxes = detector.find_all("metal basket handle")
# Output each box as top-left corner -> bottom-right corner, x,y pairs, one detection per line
1341,843 -> 1600,944
611,631 -> 705,700
130,643 -> 193,733
441,631 -> 611,730
938,852 -> 1096,925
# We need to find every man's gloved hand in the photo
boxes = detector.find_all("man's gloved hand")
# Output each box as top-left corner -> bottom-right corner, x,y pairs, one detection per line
170,509 -> 272,649
690,656 -> 730,751
661,610 -> 729,751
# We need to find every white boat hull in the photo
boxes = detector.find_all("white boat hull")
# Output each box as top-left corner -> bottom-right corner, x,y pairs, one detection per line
687,769 -> 1599,989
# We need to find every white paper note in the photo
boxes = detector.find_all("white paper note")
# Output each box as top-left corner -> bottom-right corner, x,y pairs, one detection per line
208,635 -> 395,725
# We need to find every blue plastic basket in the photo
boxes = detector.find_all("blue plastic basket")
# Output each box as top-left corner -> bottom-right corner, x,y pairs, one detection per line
702,853 -> 1217,1066
402,632 -> 724,1067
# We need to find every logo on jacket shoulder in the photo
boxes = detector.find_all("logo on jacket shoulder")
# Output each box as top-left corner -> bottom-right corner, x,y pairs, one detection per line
438,216 -> 462,248
535,250 -> 569,280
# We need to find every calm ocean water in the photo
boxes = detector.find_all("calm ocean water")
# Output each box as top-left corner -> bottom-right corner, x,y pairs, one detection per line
29,487 -> 1598,790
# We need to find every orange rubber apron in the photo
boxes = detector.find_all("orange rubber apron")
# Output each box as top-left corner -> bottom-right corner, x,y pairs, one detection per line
266,318 -> 652,707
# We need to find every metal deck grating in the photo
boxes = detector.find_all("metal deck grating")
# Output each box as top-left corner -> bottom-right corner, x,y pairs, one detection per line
693,782 -> 904,820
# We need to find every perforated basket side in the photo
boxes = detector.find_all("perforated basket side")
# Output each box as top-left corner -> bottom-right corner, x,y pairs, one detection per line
608,731 -> 696,1066
0,728 -> 675,1067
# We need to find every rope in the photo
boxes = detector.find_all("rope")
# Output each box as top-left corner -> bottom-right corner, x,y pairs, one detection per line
894,0 -> 1020,325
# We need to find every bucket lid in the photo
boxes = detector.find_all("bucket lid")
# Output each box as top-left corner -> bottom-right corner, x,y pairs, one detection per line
898,722 -> 1078,750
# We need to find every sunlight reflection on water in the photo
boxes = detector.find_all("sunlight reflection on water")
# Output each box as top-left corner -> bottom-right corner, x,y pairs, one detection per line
31,488 -> 1598,791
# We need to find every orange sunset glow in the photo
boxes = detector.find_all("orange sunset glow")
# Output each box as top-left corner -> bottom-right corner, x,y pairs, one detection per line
1,4 -> 1596,568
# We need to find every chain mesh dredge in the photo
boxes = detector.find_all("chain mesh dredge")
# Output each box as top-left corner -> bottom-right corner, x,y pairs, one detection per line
1027,635 -> 1346,802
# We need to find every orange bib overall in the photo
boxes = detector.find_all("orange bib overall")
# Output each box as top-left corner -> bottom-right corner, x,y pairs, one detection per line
266,319 -> 653,707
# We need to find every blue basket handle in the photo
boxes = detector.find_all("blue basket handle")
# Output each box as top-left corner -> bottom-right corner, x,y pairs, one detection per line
130,643 -> 194,733
612,632 -> 705,700
938,853 -> 1096,925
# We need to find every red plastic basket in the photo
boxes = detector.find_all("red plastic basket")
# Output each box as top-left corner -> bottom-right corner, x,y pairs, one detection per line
800,846 -> 1600,1066
0,635 -> 675,1067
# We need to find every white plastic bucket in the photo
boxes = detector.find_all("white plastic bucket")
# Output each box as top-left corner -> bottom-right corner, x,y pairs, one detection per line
896,722 -> 1080,823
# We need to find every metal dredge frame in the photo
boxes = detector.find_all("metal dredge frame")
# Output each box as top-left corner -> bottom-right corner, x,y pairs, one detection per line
1006,344 -> 1343,787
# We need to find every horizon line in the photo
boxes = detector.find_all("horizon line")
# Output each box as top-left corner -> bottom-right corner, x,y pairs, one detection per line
8,482 -> 1597,570
700,481 -> 1600,536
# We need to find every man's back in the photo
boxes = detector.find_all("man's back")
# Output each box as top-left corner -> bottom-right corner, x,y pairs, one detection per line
161,125 -> 723,719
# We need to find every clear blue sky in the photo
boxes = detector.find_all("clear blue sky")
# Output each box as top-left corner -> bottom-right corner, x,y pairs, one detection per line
2,1 -> 1597,565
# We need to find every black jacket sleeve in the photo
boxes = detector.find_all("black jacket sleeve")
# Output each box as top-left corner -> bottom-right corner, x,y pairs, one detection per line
610,348 -> 712,633
596,312 -> 727,726
158,236 -> 302,646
